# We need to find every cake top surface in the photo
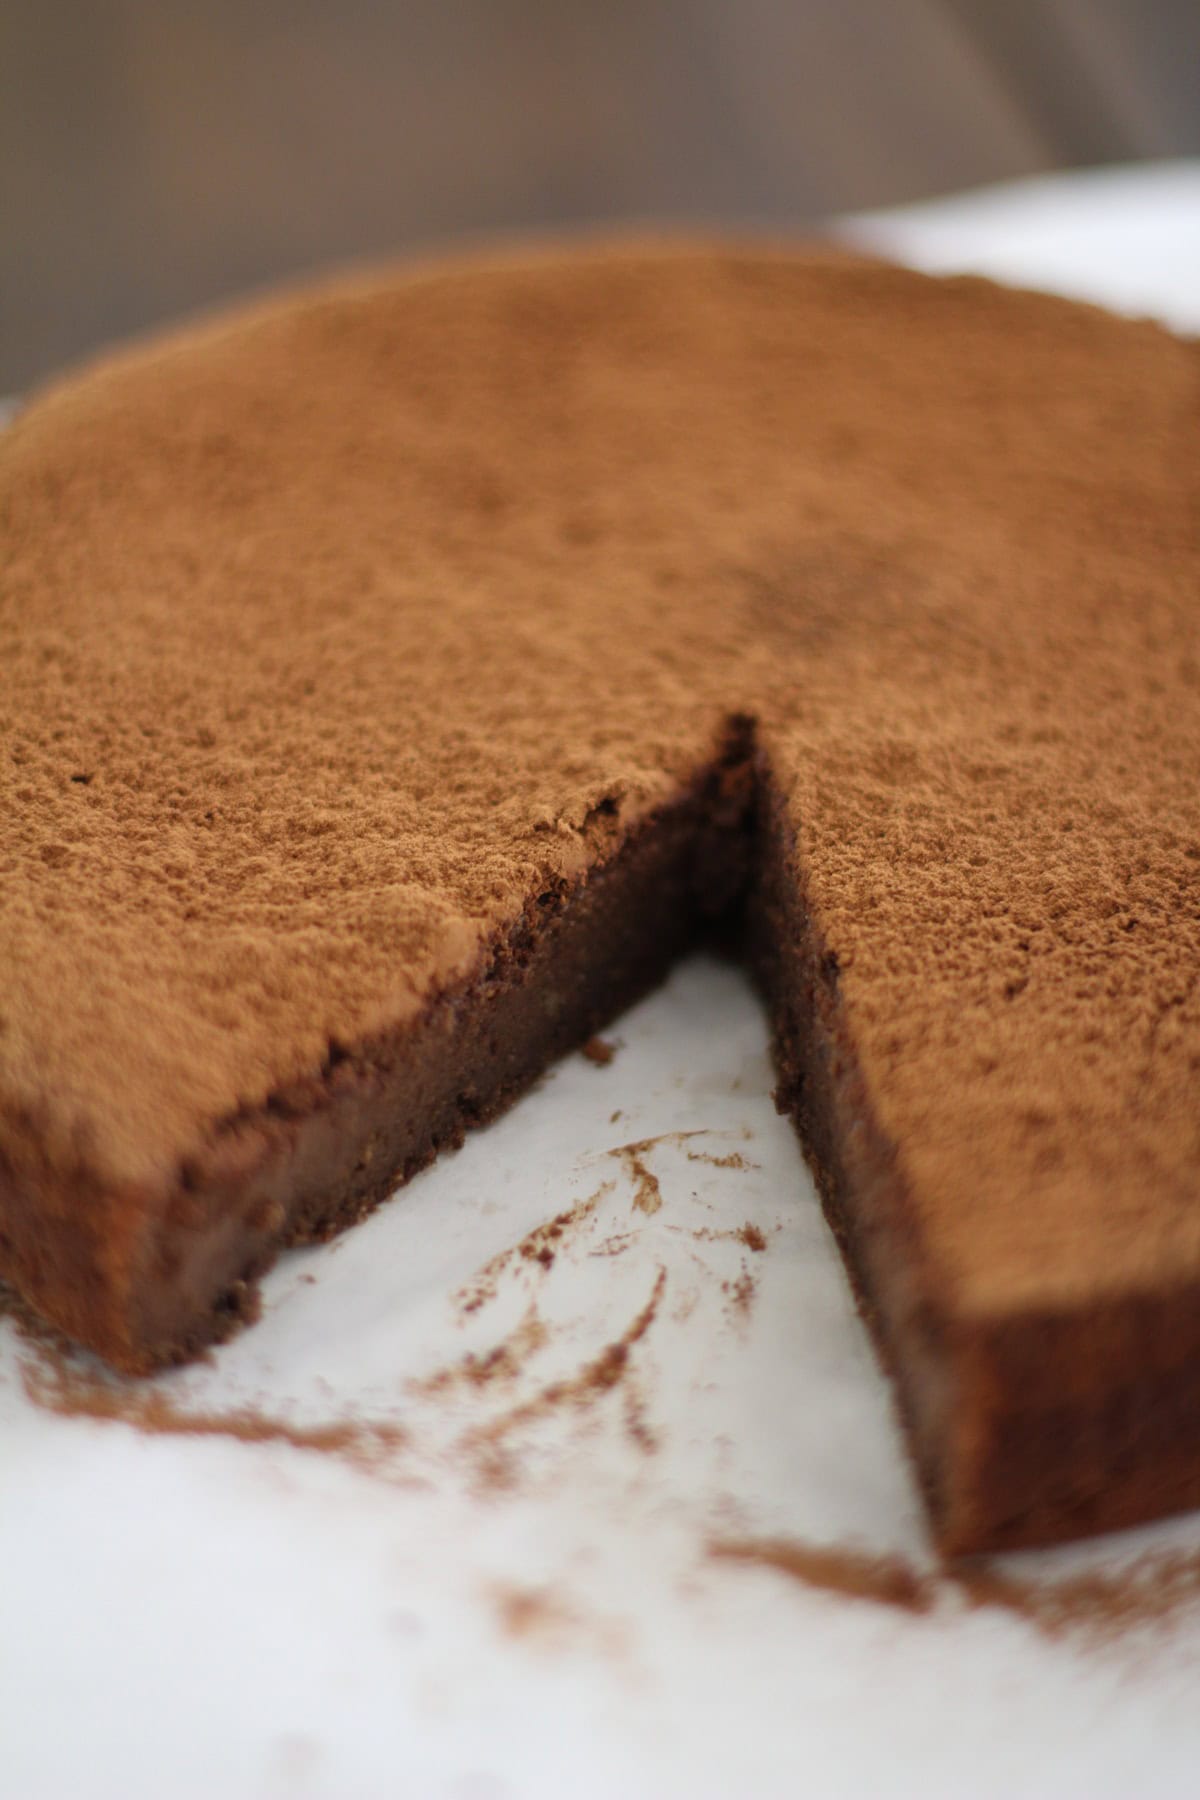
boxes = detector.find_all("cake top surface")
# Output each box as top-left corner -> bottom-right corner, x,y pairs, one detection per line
2,239 -> 1198,1317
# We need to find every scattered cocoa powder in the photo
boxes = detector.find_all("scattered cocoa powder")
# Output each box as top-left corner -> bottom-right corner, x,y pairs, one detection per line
954,1553 -> 1200,1640
621,1373 -> 659,1454
671,1287 -> 700,1325
487,1581 -> 627,1660
460,1267 -> 666,1463
19,1349 -> 407,1471
456,1183 -> 612,1313
587,1230 -> 641,1259
686,1150 -> 758,1171
469,1441 -> 520,1495
411,1305 -> 549,1396
608,1131 -> 750,1218
490,1583 -> 576,1641
709,1536 -> 932,1613
610,1140 -> 664,1216
677,1221 -> 769,1253
581,1036 -> 617,1066
722,1264 -> 757,1318
708,1535 -> 1200,1642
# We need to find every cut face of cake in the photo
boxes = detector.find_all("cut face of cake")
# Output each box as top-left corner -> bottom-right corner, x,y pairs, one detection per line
1,243 -> 1197,1555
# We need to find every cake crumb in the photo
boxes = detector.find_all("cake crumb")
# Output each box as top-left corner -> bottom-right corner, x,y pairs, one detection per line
582,1036 -> 617,1066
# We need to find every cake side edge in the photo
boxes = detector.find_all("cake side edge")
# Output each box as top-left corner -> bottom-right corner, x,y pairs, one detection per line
0,733 -> 756,1373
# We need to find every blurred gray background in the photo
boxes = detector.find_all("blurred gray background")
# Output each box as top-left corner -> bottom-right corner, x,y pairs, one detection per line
3,0 -> 1198,390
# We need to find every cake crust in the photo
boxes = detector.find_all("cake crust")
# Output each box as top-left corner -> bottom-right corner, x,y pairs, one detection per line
2,241 -> 1197,1552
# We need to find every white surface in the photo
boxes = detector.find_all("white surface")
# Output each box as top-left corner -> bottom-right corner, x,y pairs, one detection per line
843,159 -> 1200,335
3,167 -> 1200,1800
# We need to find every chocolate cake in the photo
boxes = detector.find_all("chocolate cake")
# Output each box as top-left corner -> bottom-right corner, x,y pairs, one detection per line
2,242 -> 1197,1555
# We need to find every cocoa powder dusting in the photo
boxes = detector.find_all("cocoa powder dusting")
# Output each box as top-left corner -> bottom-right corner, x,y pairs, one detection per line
739,1223 -> 767,1252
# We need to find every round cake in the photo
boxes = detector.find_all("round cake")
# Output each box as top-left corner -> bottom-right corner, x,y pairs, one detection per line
2,240 -> 1197,1554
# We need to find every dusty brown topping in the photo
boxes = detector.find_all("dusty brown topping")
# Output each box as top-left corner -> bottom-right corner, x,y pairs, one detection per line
738,1223 -> 767,1252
